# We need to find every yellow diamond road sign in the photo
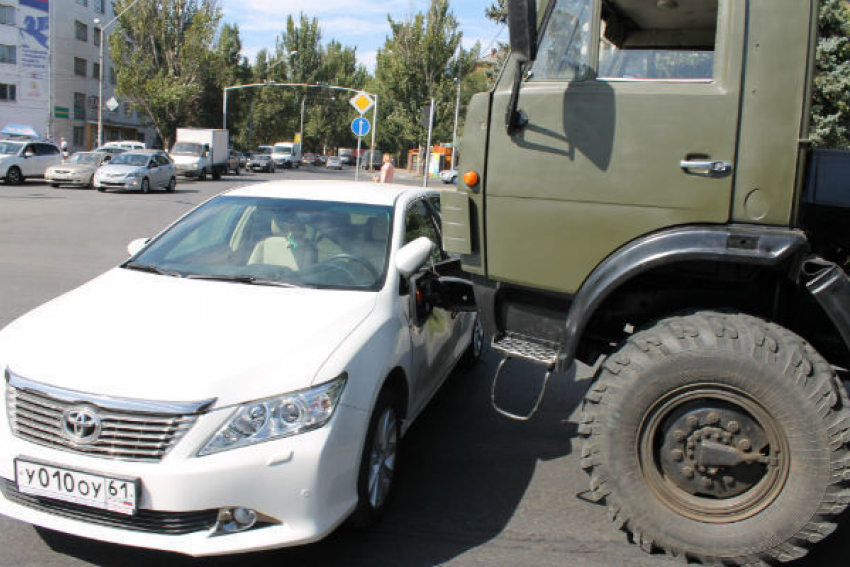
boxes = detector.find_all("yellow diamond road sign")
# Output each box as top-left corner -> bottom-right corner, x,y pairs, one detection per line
350,92 -> 374,115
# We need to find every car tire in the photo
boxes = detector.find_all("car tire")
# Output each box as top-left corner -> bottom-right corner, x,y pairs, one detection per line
212,168 -> 221,181
579,311 -> 850,565
50,183 -> 60,188
140,178 -> 150,194
5,166 -> 23,185
348,387 -> 402,529
97,187 -> 105,192
460,315 -> 485,367
166,177 -> 176,193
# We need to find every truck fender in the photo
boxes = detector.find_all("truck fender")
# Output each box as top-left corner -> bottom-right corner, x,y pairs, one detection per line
556,225 -> 809,371
803,257 -> 850,357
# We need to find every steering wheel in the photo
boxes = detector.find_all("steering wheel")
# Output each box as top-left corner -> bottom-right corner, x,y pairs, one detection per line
322,254 -> 380,281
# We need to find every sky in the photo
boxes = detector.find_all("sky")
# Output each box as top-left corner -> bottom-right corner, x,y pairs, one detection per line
219,0 -> 505,72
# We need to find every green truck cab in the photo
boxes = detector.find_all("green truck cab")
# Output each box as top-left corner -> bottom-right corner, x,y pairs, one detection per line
442,0 -> 850,563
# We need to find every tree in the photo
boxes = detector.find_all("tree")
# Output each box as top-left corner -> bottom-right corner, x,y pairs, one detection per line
371,0 -> 477,159
109,0 -> 222,149
812,0 -> 850,148
485,0 -> 508,25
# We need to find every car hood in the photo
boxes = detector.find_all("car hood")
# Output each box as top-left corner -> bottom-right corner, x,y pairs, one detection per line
48,163 -> 96,174
0,268 -> 378,408
97,165 -> 144,176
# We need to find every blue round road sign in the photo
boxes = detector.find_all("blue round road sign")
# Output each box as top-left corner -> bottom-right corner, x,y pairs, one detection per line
351,117 -> 371,137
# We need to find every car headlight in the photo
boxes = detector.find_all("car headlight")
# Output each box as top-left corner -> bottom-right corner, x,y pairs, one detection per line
127,170 -> 141,179
198,374 -> 347,456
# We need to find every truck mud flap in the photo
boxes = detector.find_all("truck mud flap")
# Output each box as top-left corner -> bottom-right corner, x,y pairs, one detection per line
490,332 -> 558,421
804,258 -> 850,352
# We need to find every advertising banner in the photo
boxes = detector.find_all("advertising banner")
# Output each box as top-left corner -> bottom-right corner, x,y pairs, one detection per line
18,0 -> 50,105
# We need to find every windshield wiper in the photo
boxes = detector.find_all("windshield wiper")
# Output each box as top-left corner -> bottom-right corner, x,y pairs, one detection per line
184,274 -> 299,288
123,262 -> 183,278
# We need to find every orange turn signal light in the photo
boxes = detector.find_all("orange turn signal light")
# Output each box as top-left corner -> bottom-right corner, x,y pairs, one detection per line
463,170 -> 480,187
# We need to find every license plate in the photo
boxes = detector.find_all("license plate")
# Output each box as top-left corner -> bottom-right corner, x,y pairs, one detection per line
15,459 -> 137,515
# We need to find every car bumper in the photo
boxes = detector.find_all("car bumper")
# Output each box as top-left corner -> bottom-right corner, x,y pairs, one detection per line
0,403 -> 367,555
46,174 -> 90,186
94,178 -> 143,190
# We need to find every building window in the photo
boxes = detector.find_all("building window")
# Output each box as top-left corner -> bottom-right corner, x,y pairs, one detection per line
0,83 -> 15,101
94,27 -> 101,47
0,5 -> 14,26
109,67 -> 116,85
76,0 -> 88,6
124,103 -> 132,117
73,126 -> 85,147
74,57 -> 87,77
0,44 -> 14,64
74,92 -> 86,120
75,21 -> 88,42
93,61 -> 100,78
95,0 -> 105,13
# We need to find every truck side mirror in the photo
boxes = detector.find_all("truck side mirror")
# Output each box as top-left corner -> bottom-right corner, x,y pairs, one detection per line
508,0 -> 538,64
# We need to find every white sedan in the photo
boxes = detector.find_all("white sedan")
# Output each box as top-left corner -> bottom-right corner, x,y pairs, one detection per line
0,181 -> 482,555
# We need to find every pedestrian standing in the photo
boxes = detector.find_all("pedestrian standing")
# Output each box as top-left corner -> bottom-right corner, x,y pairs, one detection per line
60,137 -> 69,159
376,153 -> 394,183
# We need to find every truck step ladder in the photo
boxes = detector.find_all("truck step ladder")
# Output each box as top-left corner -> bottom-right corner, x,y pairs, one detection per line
490,332 -> 559,421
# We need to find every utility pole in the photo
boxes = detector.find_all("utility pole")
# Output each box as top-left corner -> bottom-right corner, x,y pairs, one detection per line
423,98 -> 435,188
451,79 -> 461,168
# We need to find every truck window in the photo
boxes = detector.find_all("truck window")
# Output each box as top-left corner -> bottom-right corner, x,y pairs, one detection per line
531,0 -> 595,81
597,0 -> 717,80
531,0 -> 718,82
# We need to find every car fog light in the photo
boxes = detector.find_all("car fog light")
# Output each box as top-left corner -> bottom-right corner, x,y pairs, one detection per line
213,507 -> 279,535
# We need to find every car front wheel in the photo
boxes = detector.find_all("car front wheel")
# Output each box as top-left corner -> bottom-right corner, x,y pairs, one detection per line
166,177 -> 176,193
348,388 -> 401,529
140,178 -> 150,193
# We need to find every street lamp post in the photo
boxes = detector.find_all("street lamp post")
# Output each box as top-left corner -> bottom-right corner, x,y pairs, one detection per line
222,51 -> 296,132
94,0 -> 145,148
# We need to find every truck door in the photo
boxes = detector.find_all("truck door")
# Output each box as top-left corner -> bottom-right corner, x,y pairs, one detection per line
485,0 -> 743,294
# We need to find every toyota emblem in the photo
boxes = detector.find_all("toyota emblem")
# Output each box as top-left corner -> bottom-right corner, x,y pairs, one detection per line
61,406 -> 102,445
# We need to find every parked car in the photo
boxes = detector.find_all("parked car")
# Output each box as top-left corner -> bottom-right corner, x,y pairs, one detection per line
0,139 -> 63,185
301,153 -> 319,166
247,154 -> 275,173
0,181 -> 482,555
227,150 -> 241,175
325,156 -> 343,170
439,169 -> 457,184
100,140 -> 146,152
45,151 -> 111,188
94,146 -> 128,157
94,150 -> 176,193
236,152 -> 248,169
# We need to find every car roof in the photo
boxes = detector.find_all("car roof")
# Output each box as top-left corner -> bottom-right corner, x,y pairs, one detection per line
224,180 -> 436,207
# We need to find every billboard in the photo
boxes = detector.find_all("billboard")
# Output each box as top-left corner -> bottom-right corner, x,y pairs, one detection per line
18,0 -> 49,106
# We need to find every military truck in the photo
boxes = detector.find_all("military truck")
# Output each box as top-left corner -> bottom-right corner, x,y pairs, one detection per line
441,0 -> 850,564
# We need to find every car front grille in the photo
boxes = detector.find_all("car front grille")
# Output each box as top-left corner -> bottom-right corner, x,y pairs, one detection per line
1,479 -> 217,534
6,372 -> 214,463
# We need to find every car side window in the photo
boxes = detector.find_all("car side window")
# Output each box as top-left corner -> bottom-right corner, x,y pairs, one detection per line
404,200 -> 446,265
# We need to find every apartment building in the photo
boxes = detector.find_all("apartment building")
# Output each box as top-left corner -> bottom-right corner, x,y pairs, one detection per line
0,0 -> 156,150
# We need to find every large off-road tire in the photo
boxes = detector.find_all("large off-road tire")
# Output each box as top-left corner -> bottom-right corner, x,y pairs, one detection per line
348,387 -> 401,529
579,311 -> 850,565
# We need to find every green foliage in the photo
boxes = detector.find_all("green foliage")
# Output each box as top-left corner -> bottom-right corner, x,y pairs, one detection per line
371,0 -> 479,158
109,0 -> 222,149
812,0 -> 850,148
485,0 -> 508,25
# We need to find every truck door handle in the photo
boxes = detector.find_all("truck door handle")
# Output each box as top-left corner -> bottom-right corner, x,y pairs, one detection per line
680,160 -> 733,178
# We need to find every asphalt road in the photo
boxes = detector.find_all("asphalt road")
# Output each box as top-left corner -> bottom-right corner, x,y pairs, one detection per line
0,167 -> 848,566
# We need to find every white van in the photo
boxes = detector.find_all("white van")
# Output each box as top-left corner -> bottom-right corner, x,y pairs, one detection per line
271,142 -> 302,169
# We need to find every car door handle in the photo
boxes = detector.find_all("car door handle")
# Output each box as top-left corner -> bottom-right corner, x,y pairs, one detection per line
680,159 -> 733,178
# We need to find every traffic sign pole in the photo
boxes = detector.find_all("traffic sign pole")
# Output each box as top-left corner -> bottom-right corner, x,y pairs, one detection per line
355,135 -> 362,182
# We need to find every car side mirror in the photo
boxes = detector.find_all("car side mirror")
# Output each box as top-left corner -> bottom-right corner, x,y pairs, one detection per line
23,151 -> 34,158
127,237 -> 149,257
395,237 -> 435,279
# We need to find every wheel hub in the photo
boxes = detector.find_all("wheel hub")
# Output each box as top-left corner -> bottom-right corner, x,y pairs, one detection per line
638,385 -> 790,522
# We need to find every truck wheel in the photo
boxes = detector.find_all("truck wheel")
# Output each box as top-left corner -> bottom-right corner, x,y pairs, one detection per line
579,311 -> 850,565
198,168 -> 207,181
212,168 -> 221,181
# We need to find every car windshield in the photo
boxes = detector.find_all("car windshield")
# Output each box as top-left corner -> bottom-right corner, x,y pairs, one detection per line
0,142 -> 24,155
252,155 -> 269,161
108,154 -> 150,167
68,152 -> 100,164
171,142 -> 204,156
128,196 -> 393,291
273,145 -> 292,155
